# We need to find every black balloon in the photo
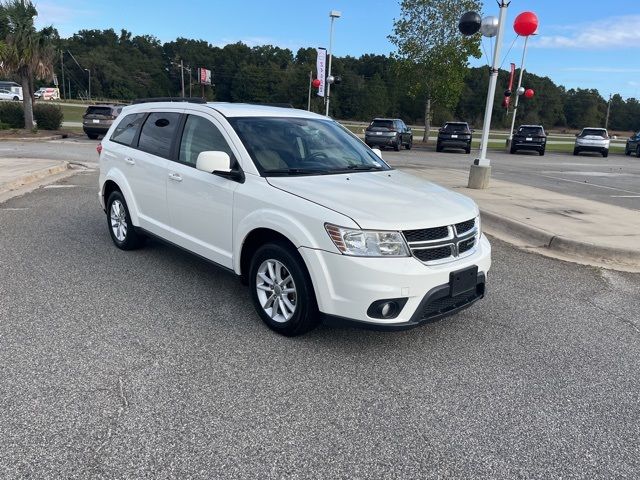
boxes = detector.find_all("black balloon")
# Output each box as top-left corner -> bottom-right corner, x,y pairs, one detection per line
459,11 -> 482,36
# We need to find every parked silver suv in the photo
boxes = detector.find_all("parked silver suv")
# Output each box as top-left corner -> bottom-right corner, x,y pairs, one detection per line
574,128 -> 610,157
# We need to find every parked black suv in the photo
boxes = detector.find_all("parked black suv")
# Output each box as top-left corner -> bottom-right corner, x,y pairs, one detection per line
82,104 -> 124,139
510,125 -> 547,155
625,130 -> 640,157
436,122 -> 472,153
364,118 -> 412,151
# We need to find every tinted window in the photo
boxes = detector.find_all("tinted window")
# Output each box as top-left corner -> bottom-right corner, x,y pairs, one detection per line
517,126 -> 544,136
110,113 -> 146,146
179,115 -> 233,167
85,106 -> 112,116
368,120 -> 394,130
580,129 -> 607,138
443,123 -> 469,133
138,112 -> 181,158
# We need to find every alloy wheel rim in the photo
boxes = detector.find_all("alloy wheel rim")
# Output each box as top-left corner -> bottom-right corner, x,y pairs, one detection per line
110,199 -> 127,242
256,259 -> 297,323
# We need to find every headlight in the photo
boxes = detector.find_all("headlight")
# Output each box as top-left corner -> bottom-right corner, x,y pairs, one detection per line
325,224 -> 410,257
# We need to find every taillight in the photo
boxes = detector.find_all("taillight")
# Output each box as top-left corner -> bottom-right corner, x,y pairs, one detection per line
96,143 -> 102,155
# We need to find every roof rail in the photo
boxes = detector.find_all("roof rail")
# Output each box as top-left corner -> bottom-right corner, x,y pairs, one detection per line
245,102 -> 295,109
131,97 -> 206,105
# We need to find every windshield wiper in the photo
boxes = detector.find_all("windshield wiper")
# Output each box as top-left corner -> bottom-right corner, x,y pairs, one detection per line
265,168 -> 331,176
344,164 -> 384,171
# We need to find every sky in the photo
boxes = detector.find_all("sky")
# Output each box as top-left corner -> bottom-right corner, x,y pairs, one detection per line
35,0 -> 640,99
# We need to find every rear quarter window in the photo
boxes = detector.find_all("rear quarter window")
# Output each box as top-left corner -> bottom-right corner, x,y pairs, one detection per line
138,112 -> 181,158
109,113 -> 146,146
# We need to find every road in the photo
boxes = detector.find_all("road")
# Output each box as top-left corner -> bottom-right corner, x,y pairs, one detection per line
1,169 -> 639,478
384,147 -> 640,211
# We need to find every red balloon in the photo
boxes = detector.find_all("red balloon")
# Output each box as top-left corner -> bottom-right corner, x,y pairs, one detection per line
514,11 -> 538,36
524,88 -> 534,98
312,78 -> 321,88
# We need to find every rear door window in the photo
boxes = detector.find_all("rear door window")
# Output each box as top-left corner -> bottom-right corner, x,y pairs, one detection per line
518,126 -> 544,136
138,112 -> 181,158
110,113 -> 146,146
443,123 -> 469,133
369,120 -> 394,130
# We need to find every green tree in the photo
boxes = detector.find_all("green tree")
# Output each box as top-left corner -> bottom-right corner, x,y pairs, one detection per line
0,0 -> 55,129
389,0 -> 482,142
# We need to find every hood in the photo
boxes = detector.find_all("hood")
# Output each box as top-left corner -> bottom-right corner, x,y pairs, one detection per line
267,170 -> 478,230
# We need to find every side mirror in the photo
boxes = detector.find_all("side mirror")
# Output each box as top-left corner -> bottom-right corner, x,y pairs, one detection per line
407,127 -> 412,132
372,148 -> 383,159
196,151 -> 231,174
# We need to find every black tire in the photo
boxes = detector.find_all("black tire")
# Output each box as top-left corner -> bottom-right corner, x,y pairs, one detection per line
87,133 -> 99,140
539,148 -> 545,156
625,146 -> 631,156
510,146 -> 516,154
602,149 -> 609,158
12,96 -> 19,101
393,140 -> 400,152
636,146 -> 640,158
465,144 -> 471,154
436,143 -> 442,153
106,191 -> 145,250
405,138 -> 412,150
573,148 -> 579,156
249,242 -> 319,336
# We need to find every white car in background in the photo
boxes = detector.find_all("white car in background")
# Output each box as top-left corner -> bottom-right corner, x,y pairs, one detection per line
0,88 -> 22,101
574,127 -> 610,157
34,87 -> 60,100
98,100 -> 491,336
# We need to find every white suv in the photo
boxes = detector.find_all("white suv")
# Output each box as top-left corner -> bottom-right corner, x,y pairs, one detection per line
574,127 -> 610,157
98,100 -> 491,335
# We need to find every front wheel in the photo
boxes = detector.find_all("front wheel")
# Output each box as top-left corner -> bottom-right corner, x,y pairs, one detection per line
106,191 -> 145,250
636,146 -> 640,158
405,138 -> 412,150
249,242 -> 319,336
393,140 -> 400,152
573,148 -> 579,156
602,149 -> 609,158
539,148 -> 545,156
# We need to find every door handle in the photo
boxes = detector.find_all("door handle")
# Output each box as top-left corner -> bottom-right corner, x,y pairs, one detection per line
125,157 -> 135,165
168,172 -> 183,182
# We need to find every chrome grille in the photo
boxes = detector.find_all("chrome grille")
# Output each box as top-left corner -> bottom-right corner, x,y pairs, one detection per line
403,218 -> 478,264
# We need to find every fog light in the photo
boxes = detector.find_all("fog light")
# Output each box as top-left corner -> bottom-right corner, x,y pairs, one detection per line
367,298 -> 408,319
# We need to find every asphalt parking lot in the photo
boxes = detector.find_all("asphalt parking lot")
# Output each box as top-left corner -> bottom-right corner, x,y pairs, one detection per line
1,170 -> 639,478
384,147 -> 640,211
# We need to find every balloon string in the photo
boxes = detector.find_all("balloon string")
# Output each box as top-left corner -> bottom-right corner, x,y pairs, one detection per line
499,35 -> 520,70
481,38 -> 491,67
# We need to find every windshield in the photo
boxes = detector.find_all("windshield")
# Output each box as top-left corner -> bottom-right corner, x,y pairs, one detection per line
443,123 -> 469,133
517,126 -> 544,136
229,117 -> 391,176
580,129 -> 607,138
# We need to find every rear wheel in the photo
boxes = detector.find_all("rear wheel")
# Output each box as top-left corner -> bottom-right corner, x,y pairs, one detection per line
625,145 -> 631,156
465,144 -> 471,154
539,148 -> 545,156
87,133 -> 99,140
602,149 -> 609,158
393,139 -> 400,152
12,96 -> 19,101
436,142 -> 442,153
106,191 -> 145,250
636,146 -> 640,158
249,242 -> 319,336
510,146 -> 516,154
573,148 -> 579,156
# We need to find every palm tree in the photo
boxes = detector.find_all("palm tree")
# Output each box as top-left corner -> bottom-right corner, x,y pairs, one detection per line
0,0 -> 55,130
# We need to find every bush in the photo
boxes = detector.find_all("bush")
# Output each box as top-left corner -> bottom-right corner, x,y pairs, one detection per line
34,103 -> 63,130
0,102 -> 25,128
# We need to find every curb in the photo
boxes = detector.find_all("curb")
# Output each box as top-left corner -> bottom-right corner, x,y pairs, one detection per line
480,210 -> 640,271
0,135 -> 64,142
0,162 -> 70,197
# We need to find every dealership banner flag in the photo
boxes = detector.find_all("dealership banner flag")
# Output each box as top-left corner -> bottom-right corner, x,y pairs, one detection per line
316,47 -> 327,97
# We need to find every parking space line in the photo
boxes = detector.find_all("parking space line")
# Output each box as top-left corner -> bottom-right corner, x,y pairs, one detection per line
532,173 -> 640,196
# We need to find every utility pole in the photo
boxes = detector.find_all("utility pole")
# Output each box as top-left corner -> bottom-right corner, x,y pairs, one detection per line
325,10 -> 341,116
60,51 -> 66,100
507,35 -> 530,147
189,67 -> 192,97
307,70 -> 312,111
605,93 -> 612,130
84,68 -> 91,100
180,59 -> 185,98
468,0 -> 509,189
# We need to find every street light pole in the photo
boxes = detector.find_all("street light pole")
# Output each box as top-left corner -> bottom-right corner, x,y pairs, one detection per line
468,0 -> 509,189
84,68 -> 91,100
507,35 -> 530,147
325,10 -> 341,117
180,59 -> 185,98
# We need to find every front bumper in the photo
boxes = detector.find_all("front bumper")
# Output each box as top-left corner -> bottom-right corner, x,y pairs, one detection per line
299,234 -> 491,328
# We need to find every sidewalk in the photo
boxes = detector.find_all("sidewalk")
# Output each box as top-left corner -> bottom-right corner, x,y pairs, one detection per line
0,158 -> 70,203
401,166 -> 640,272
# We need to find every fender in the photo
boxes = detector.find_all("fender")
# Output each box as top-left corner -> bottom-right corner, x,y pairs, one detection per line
101,168 -> 141,226
233,207 -> 357,275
